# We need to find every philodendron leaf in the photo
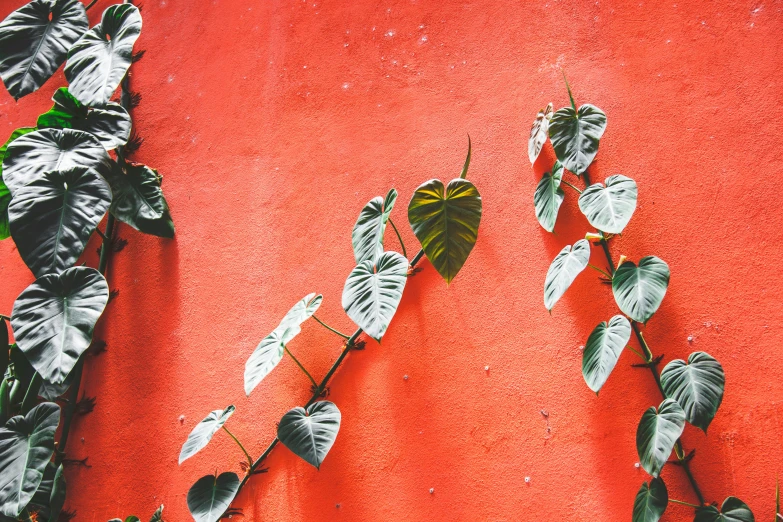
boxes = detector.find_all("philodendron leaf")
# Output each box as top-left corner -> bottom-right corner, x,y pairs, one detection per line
408,178 -> 482,284
549,104 -> 607,176
11,267 -> 109,384
2,128 -> 110,196
244,293 -> 322,396
65,3 -> 142,107
660,351 -> 724,433
149,505 -> 164,522
528,102 -> 553,164
612,256 -> 670,323
0,127 -> 37,240
38,368 -> 76,400
104,163 -> 175,238
9,166 -> 112,278
636,398 -> 685,478
695,497 -> 755,522
38,88 -> 132,150
0,402 -> 60,517
578,174 -> 638,234
534,160 -> 564,232
352,188 -> 397,264
544,239 -> 591,311
582,315 -> 631,393
0,0 -> 88,99
277,401 -> 341,469
186,472 -> 240,522
179,405 -> 235,465
342,251 -> 408,342
632,477 -> 668,522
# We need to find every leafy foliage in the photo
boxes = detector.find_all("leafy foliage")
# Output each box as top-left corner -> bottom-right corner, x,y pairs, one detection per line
578,174 -> 637,234
533,160 -> 564,233
179,406 -> 235,465
352,189 -> 397,264
543,239 -> 590,310
548,103 -> 607,176
660,352 -> 724,433
277,401 -> 341,469
632,478 -> 668,522
105,162 -> 175,238
528,103 -> 553,164
694,497 -> 755,522
582,315 -> 631,393
186,473 -> 240,522
635,399 -> 685,478
612,256 -> 670,323
0,127 -> 36,239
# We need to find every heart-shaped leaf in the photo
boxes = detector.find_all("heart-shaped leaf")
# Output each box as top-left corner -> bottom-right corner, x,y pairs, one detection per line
660,351 -> 724,433
65,4 -> 142,107
38,368 -> 76,401
549,104 -> 607,176
636,398 -> 685,478
186,472 -> 240,522
533,160 -> 564,232
632,477 -> 668,522
408,178 -> 482,283
178,405 -> 235,465
277,401 -> 341,469
11,267 -> 109,384
2,128 -> 110,196
352,188 -> 397,264
40,463 -> 65,522
104,163 -> 175,238
578,174 -> 638,234
342,251 -> 408,342
38,88 -> 131,150
0,402 -> 60,517
612,256 -> 670,323
528,102 -> 553,164
695,497 -> 755,522
582,315 -> 631,393
0,0 -> 88,99
544,239 -> 591,311
0,128 -> 37,239
9,166 -> 112,277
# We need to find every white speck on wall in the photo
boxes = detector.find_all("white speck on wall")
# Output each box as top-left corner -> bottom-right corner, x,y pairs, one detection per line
168,74 -> 174,83
342,82 -> 350,90
386,30 -> 396,37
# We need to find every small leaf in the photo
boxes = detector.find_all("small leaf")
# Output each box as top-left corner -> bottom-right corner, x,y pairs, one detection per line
408,178 -> 482,284
543,239 -> 591,311
582,315 -> 631,393
104,163 -> 175,238
660,351 -> 724,432
0,127 -> 37,240
694,497 -> 755,522
533,160 -> 564,232
578,174 -> 638,234
178,405 -> 235,465
351,188 -> 397,264
636,398 -> 685,478
549,104 -> 607,176
277,401 -> 341,469
342,251 -> 408,342
528,102 -> 553,164
65,4 -> 143,107
149,505 -> 164,522
612,256 -> 670,323
632,477 -> 668,522
47,464 -> 66,522
186,472 -> 240,522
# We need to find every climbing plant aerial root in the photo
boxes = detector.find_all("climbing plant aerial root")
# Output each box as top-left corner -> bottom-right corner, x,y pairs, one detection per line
528,75 -> 755,522
178,139 -> 482,522
0,0 -> 174,520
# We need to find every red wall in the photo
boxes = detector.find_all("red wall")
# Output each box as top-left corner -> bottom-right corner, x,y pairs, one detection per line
1,0 -> 781,520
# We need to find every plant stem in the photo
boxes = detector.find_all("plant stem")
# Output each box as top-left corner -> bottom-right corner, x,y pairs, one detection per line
222,426 -> 253,467
625,345 -> 646,361
283,346 -> 317,389
0,314 -> 10,321
388,218 -> 407,258
561,179 -> 582,194
20,372 -> 42,415
311,315 -> 350,340
670,499 -> 701,509
587,263 -> 611,279
85,0 -> 98,10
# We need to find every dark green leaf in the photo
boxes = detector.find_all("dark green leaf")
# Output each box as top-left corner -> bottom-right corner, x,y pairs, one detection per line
351,188 -> 397,264
633,477 -> 668,522
582,315 -> 631,393
186,472 -> 240,522
544,239 -> 590,311
277,401 -> 341,469
11,267 -> 108,385
9,166 -> 111,277
533,160 -> 564,232
47,464 -> 65,522
548,104 -> 607,176
65,4 -> 142,107
660,351 -> 724,433
636,398 -> 685,478
695,497 -> 755,522
0,0 -> 88,99
105,163 -> 175,238
0,128 -> 37,240
38,368 -> 75,400
612,257 -> 670,323
528,102 -> 553,164
179,405 -> 235,465
149,505 -> 164,522
28,461 -> 56,519
578,174 -> 638,234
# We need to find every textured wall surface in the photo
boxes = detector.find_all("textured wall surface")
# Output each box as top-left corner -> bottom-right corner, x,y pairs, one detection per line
1,0 -> 782,520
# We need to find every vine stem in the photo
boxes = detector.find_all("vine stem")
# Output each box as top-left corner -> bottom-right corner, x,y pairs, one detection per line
311,315 -> 350,340
222,426 -> 253,468
669,499 -> 701,509
586,263 -> 611,279
283,346 -> 317,389
561,179 -> 582,194
388,218 -> 407,258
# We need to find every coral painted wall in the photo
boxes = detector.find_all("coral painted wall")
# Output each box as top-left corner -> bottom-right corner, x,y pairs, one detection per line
1,0 -> 782,520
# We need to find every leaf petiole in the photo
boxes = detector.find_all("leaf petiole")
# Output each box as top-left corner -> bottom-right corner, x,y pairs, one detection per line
284,346 -> 318,389
561,179 -> 582,194
669,499 -> 701,509
587,263 -> 612,279
312,315 -> 351,340
387,218 -> 407,258
222,426 -> 253,468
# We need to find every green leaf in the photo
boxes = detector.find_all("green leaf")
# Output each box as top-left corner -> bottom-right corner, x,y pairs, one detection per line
351,188 -> 397,264
28,461 -> 56,519
0,128 -> 37,240
38,368 -> 75,401
528,102 -> 553,164
2,128 -> 110,196
186,472 -> 240,522
9,166 -> 112,278
548,104 -> 607,176
0,0 -> 88,99
38,88 -> 131,151
125,518 -> 141,522
244,293 -> 322,396
342,251 -> 408,342
544,239 -> 590,311
612,257 -> 670,323
47,464 -> 66,522
408,178 -> 482,284
660,351 -> 724,433
277,401 -> 341,469
578,174 -> 638,234
149,505 -> 164,522
104,163 -> 175,238
695,497 -> 755,522
0,402 -> 60,517
65,4 -> 142,107
633,477 -> 668,522
582,315 -> 631,393
635,398 -> 685,478
11,267 -> 109,385
533,160 -> 564,232
179,405 -> 235,465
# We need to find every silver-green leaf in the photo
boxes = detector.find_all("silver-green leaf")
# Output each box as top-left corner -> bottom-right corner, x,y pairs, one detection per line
694,497 -> 755,522
612,257 -> 670,323
533,160 -> 564,233
635,398 -> 685,478
660,351 -> 724,433
549,104 -> 607,176
578,174 -> 638,234
352,188 -> 397,264
632,477 -> 668,522
528,102 -> 553,164
582,315 -> 631,393
104,162 -> 175,239
178,405 -> 235,465
277,401 -> 341,469
544,239 -> 590,311
186,472 -> 240,522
